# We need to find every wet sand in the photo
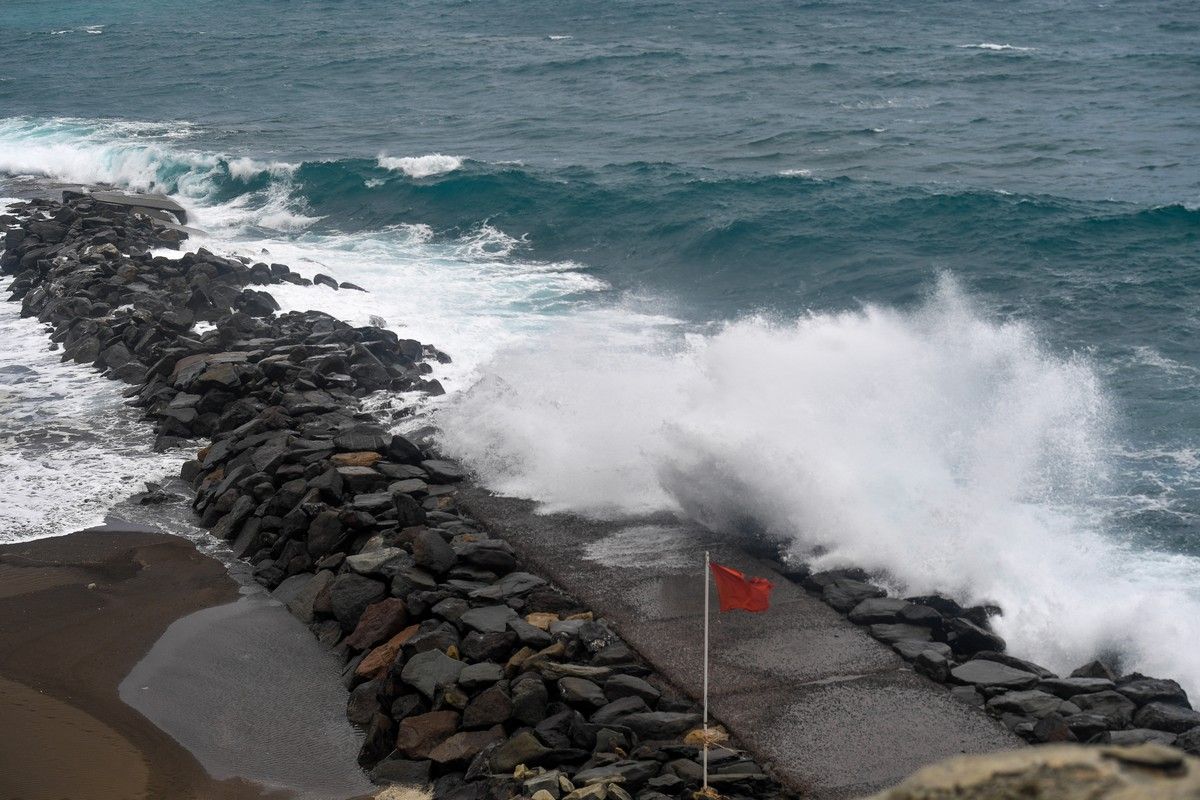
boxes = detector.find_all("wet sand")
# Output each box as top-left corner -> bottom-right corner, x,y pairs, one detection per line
0,527 -> 289,800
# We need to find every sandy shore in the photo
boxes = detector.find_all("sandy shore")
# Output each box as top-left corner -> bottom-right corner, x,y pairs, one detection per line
0,526 -> 289,800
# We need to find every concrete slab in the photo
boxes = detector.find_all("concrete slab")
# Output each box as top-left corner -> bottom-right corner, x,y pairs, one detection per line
459,487 -> 1019,798
90,190 -> 188,223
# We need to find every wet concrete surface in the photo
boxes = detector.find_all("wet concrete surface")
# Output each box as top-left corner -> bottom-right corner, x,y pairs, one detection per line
120,594 -> 374,800
460,487 -> 1019,799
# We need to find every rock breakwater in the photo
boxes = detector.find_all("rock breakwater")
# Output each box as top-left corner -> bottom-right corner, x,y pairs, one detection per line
772,558 -> 1200,756
1,192 -> 787,800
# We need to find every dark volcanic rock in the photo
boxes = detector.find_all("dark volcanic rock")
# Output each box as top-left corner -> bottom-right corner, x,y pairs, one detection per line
1133,701 -> 1200,733
950,660 -> 1040,690
1118,677 -> 1190,708
1069,690 -> 1137,729
344,597 -> 408,651
395,710 -> 460,759
330,573 -> 388,630
620,711 -> 701,739
400,649 -> 466,700
822,578 -> 885,612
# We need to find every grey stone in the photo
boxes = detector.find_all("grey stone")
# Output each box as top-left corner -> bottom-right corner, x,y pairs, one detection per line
987,690 -> 1074,719
915,648 -> 952,683
1070,690 -> 1137,728
951,660 -> 1040,690
1064,712 -> 1111,741
1177,726 -> 1200,756
1071,659 -> 1117,681
894,640 -> 952,661
460,604 -> 519,634
1039,677 -> 1115,699
459,662 -> 504,689
592,695 -> 649,725
604,674 -> 661,704
572,761 -> 660,789
401,649 -> 466,700
421,459 -> 465,482
1118,678 -> 1190,708
847,597 -> 910,624
507,618 -> 554,648
285,569 -> 334,623
823,578 -> 885,612
369,755 -> 430,786
870,623 -> 932,644
413,529 -> 457,574
462,682 -> 512,729
330,573 -> 388,630
1101,728 -> 1177,746
620,711 -> 701,740
469,571 -> 547,601
511,678 -> 549,726
489,730 -> 551,772
1133,701 -> 1200,733
559,677 -> 607,707
346,547 -> 406,576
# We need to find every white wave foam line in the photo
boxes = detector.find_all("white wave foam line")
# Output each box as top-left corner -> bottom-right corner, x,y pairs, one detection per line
377,153 -> 463,178
0,292 -> 184,543
438,277 -> 1200,693
183,220 -> 622,401
0,118 -> 303,216
959,43 -> 1036,52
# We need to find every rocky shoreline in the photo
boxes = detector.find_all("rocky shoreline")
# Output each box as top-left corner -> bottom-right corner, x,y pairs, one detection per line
1,192 -> 788,800
5,190 -> 1199,800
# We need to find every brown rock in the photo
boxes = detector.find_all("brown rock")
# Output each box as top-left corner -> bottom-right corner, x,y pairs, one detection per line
427,725 -> 505,765
355,624 -> 420,680
344,597 -> 409,651
866,743 -> 1200,800
526,612 -> 559,630
394,710 -> 460,759
332,451 -> 383,467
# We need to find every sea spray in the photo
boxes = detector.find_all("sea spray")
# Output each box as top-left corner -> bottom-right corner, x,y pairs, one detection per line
438,278 -> 1200,691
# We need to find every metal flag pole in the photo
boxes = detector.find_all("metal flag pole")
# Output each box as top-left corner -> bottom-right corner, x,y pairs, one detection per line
703,549 -> 711,793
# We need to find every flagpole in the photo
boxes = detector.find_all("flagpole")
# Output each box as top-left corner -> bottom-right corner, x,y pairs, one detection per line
703,549 -> 710,793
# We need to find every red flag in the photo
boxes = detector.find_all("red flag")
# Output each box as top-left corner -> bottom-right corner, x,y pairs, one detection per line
709,562 -> 774,612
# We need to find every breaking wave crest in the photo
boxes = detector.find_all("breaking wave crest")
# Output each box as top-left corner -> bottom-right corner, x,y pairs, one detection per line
438,277 -> 1200,690
377,153 -> 463,178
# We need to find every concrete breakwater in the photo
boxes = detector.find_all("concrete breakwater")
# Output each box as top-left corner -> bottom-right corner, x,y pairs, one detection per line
0,191 -> 786,800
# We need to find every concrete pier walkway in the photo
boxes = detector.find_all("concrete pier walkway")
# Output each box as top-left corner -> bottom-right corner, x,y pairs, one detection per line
461,487 -> 1018,799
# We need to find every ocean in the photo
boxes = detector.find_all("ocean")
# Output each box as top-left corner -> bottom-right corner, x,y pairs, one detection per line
1,0 -> 1199,690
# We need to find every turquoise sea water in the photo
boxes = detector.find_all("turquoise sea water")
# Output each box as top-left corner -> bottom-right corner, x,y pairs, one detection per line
2,0 -> 1199,684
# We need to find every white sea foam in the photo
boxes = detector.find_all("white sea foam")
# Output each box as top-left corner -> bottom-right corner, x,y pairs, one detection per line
959,43 -> 1036,52
377,153 -> 463,178
437,277 -> 1200,692
779,168 -> 812,177
0,293 -> 183,543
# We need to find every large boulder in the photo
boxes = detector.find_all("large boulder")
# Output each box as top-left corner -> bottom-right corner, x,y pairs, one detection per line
865,743 -> 1200,800
620,711 -> 702,740
1119,678 -> 1190,708
343,597 -> 408,651
823,579 -> 885,612
950,660 -> 1040,690
330,573 -> 387,630
1070,691 -> 1138,729
394,710 -> 460,759
1134,702 -> 1200,734
401,649 -> 466,699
